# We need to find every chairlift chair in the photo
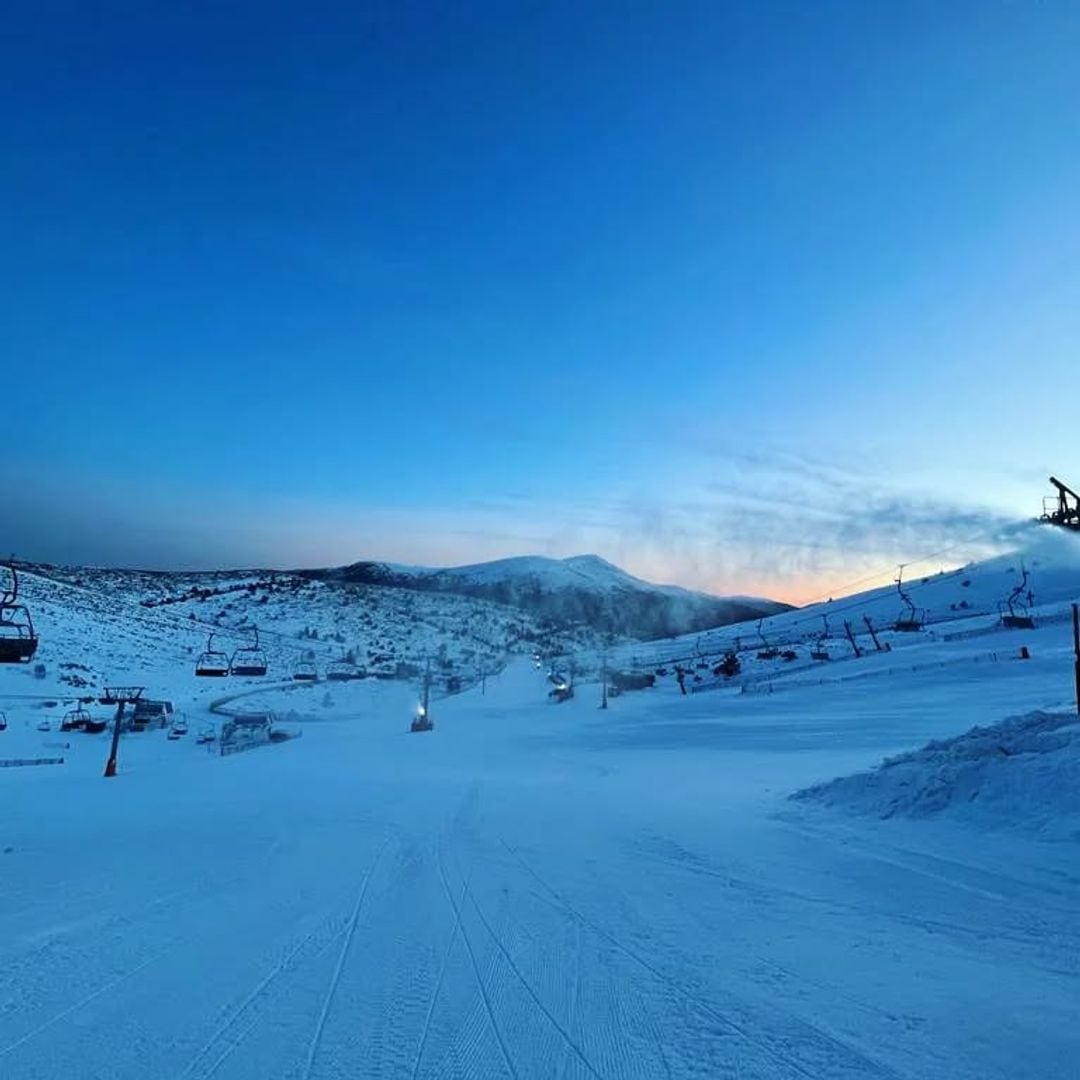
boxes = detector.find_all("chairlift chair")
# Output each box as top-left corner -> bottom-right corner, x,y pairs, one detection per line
0,566 -> 39,663
195,632 -> 230,677
0,710 -> 7,731
0,608 -> 39,663
810,616 -> 831,661
999,564 -> 1036,630
293,655 -> 318,682
893,565 -> 926,632
755,618 -> 779,660
230,626 -> 268,677
326,654 -> 360,682
61,705 -> 91,732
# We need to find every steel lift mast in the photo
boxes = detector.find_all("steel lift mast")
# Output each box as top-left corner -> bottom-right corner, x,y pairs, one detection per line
1042,476 -> 1080,531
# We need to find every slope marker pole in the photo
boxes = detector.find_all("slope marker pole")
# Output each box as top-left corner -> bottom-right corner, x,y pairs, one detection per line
1072,603 -> 1079,717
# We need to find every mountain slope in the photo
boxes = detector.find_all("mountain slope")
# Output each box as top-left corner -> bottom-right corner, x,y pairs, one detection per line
311,553 -> 791,640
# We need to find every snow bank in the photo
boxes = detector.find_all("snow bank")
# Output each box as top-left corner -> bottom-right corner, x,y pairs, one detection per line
793,710 -> 1080,839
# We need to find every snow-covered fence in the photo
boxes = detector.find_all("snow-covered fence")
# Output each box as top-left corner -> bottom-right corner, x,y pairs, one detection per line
0,756 -> 65,768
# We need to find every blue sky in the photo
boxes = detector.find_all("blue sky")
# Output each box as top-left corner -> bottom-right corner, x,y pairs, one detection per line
4,2 -> 1079,602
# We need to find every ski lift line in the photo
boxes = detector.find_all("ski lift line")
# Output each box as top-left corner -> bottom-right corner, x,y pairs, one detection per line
787,522 -> 1014,613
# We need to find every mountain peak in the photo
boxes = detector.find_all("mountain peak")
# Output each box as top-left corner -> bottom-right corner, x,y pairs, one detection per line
319,552 -> 790,640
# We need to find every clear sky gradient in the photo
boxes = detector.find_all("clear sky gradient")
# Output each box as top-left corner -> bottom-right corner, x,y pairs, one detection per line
4,2 -> 1079,603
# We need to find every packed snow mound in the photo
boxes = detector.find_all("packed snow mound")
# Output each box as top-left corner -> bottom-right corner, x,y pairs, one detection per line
793,711 -> 1080,840
318,554 -> 790,640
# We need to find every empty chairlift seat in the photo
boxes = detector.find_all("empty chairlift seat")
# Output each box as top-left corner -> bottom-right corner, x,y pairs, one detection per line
293,656 -> 318,682
0,565 -> 39,664
230,627 -> 268,677
326,656 -> 360,682
195,633 -> 230,677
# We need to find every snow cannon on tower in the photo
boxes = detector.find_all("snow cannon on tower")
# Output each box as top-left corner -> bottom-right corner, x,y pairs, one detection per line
411,658 -> 434,732
1040,476 -> 1080,531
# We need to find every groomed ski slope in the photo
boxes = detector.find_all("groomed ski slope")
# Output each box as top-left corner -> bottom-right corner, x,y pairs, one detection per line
3,621 -> 1079,1079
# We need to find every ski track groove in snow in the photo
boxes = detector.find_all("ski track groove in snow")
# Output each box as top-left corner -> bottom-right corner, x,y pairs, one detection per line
301,837 -> 390,1080
453,853 -> 606,1080
554,918 -> 584,1080
410,871 -> 468,1080
0,949 -> 168,1060
499,838 -> 905,1080
435,841 -> 519,1080
172,912 -> 348,1080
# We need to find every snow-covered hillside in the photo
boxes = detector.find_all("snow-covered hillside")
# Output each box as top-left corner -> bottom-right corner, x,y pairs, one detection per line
2,532 -> 1079,1080
315,553 -> 790,640
2,563 -> 610,710
602,526 -> 1080,688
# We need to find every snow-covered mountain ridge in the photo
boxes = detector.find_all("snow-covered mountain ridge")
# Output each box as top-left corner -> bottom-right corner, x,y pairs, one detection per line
309,553 -> 790,640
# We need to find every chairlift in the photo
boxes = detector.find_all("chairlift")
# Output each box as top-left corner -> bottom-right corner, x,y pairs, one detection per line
61,705 -> 91,732
195,632 -> 230,677
756,618 -> 779,660
293,654 -> 318,682
999,563 -> 1036,630
0,565 -> 39,664
0,710 -> 7,731
326,653 -> 360,682
893,565 -> 925,632
810,616 -> 831,661
230,626 -> 268,677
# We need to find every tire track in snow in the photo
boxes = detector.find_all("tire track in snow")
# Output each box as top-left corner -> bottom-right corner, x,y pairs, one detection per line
301,837 -> 390,1080
435,843 -> 519,1080
500,838 -> 903,1080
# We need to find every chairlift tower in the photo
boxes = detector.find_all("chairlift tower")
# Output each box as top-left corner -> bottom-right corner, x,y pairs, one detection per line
101,686 -> 145,777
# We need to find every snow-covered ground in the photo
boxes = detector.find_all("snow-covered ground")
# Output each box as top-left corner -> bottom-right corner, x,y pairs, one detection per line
2,546 -> 1080,1079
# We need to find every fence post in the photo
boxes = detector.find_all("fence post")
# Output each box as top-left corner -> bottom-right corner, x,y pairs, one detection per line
1072,604 -> 1080,717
